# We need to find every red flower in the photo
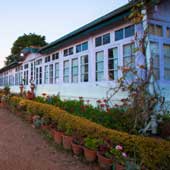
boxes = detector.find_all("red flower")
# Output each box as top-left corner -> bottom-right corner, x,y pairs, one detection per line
100,104 -> 105,107
96,99 -> 102,103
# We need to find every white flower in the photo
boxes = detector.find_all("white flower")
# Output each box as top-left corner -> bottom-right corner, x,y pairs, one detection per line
115,145 -> 123,151
122,152 -> 127,158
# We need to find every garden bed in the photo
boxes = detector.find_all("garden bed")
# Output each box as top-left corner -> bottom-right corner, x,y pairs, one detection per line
4,95 -> 170,170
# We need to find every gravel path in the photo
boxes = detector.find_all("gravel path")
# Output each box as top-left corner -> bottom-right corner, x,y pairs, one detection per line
0,107 -> 97,170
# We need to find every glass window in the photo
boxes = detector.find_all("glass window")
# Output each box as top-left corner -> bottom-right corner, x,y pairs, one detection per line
81,55 -> 88,82
63,60 -> 69,83
64,49 -> 68,56
72,58 -> 78,83
82,42 -> 88,51
163,44 -> 170,80
69,47 -> 73,55
123,44 -> 135,80
166,27 -> 170,38
55,63 -> 59,83
36,68 -> 38,85
24,70 -> 28,85
52,53 -> 59,60
49,64 -> 53,84
108,47 -> 118,80
149,24 -> 163,37
39,67 -> 42,84
76,44 -> 81,53
103,33 -> 110,45
45,56 -> 50,63
95,37 -> 102,47
115,29 -> 123,41
44,65 -> 49,84
150,42 -> 160,80
96,51 -> 104,81
125,25 -> 135,38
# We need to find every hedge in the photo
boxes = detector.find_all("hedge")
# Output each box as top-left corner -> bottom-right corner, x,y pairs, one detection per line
8,96 -> 170,170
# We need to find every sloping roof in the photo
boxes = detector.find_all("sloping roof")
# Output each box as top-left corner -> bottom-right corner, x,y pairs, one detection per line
0,61 -> 19,73
39,2 -> 132,54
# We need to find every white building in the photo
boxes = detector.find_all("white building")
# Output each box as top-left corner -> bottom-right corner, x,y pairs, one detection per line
0,0 -> 170,106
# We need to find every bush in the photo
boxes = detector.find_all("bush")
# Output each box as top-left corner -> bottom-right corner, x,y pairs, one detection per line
7,96 -> 170,170
34,96 -> 136,133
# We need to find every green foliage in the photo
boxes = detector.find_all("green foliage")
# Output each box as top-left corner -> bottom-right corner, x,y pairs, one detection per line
3,86 -> 10,95
6,96 -> 170,169
5,33 -> 47,65
84,137 -> 103,151
34,95 -> 134,133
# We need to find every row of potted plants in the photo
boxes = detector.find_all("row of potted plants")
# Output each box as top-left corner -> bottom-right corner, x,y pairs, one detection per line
3,95 -> 170,170
43,123 -> 127,170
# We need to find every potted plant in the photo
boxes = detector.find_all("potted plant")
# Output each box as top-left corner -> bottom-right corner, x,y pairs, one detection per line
71,133 -> 84,156
51,122 -> 64,145
97,139 -> 114,170
83,137 -> 102,162
62,124 -> 73,150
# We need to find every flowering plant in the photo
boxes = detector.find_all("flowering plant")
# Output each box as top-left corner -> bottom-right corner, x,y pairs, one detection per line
98,140 -> 127,164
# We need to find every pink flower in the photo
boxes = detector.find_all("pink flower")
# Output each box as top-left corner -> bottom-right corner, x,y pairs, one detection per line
115,145 -> 123,151
96,100 -> 102,103
122,152 -> 127,158
100,104 -> 105,107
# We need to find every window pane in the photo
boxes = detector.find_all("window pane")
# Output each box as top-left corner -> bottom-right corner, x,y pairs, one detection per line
167,27 -> 170,38
96,51 -> 104,81
149,24 -> 155,35
82,42 -> 88,51
164,44 -> 170,80
55,63 -> 59,83
95,36 -> 102,47
69,47 -> 73,55
63,60 -> 69,83
150,42 -> 160,80
155,25 -> 163,36
115,29 -> 123,41
72,58 -> 78,83
103,33 -> 110,45
76,45 -> 81,53
64,49 -> 68,56
81,55 -> 88,82
49,64 -> 53,84
125,25 -> 134,38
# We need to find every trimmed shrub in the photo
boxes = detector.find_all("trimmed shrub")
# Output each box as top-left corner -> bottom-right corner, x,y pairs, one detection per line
8,96 -> 170,170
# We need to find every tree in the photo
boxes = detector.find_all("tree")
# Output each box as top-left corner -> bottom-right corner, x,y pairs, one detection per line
107,0 -> 163,134
5,33 -> 47,65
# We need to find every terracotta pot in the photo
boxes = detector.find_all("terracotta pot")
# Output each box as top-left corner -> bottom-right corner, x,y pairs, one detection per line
116,163 -> 124,170
97,152 -> 113,170
62,135 -> 73,150
83,147 -> 97,162
71,142 -> 83,155
53,130 -> 64,145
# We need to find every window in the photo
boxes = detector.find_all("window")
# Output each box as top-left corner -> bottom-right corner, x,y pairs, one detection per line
166,27 -> 170,38
95,33 -> 110,47
76,42 -> 88,53
64,47 -> 73,56
30,63 -> 34,81
39,67 -> 42,84
125,25 -> 135,38
150,42 -> 160,80
115,29 -> 123,41
36,68 -> 38,85
123,44 -> 135,80
115,25 -> 134,41
24,64 -> 29,69
63,60 -> 69,83
52,53 -> 59,60
149,24 -> 163,37
96,51 -> 104,81
35,59 -> 42,65
163,44 -> 170,80
55,63 -> 59,83
44,65 -> 49,84
71,58 -> 78,83
81,55 -> 88,82
45,56 -> 50,63
9,75 -> 14,86
49,64 -> 53,84
24,70 -> 29,85
108,47 -> 118,80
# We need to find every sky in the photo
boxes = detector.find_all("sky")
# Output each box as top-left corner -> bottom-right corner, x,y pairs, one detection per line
0,0 -> 128,68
